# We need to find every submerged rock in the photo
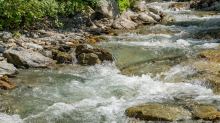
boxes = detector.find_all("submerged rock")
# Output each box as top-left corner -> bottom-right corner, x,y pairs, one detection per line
125,104 -> 192,121
197,50 -> 220,63
191,50 -> 220,95
168,3 -> 190,10
161,13 -> 176,22
0,61 -> 19,76
75,44 -> 114,65
192,105 -> 220,120
3,47 -> 53,68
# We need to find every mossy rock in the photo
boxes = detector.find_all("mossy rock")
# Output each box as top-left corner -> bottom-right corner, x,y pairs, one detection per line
161,13 -> 176,23
197,50 -> 220,63
192,105 -> 220,120
125,104 -> 192,121
56,52 -> 76,64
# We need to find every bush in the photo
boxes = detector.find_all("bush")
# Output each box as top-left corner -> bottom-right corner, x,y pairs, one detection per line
115,0 -> 130,13
0,0 -> 100,30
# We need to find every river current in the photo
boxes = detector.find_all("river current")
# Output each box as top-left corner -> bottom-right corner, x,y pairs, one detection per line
1,2 -> 220,123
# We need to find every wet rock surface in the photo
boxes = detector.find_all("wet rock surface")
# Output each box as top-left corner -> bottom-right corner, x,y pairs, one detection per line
0,76 -> 15,90
192,105 -> 220,120
75,44 -> 114,65
125,104 -> 192,121
161,13 -> 176,22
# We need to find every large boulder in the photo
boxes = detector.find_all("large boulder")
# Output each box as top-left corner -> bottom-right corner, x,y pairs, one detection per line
161,13 -> 176,22
192,105 -> 220,120
0,61 -> 19,76
95,0 -> 120,19
75,44 -> 114,65
3,47 -> 54,68
125,104 -> 192,121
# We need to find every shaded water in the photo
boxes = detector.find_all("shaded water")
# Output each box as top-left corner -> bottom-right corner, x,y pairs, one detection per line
1,2 -> 220,123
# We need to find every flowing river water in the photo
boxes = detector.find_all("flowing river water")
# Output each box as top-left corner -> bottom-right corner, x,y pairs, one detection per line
1,2 -> 220,123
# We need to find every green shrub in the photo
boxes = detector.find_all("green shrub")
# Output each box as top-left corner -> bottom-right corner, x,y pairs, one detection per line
115,0 -> 130,13
0,0 -> 100,30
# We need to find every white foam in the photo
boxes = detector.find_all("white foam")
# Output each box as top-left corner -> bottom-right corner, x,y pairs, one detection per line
0,113 -> 23,123
176,39 -> 190,46
194,43 -> 219,49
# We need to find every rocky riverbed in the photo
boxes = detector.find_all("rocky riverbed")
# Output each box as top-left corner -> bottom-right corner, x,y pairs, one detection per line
1,0 -> 220,123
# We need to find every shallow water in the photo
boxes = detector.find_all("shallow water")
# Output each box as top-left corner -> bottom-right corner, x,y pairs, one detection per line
1,2 -> 220,123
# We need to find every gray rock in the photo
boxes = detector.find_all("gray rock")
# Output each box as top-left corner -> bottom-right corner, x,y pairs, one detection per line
0,61 -> 19,75
113,18 -> 138,29
2,32 -> 13,41
137,13 -> 157,24
133,1 -> 148,12
0,57 -> 4,61
120,10 -> 132,21
202,2 -> 208,8
149,12 -> 161,21
0,46 -> 5,53
42,51 -> 53,58
211,1 -> 220,10
90,28 -> 103,35
95,0 -> 120,19
3,47 -> 53,68
78,53 -> 101,65
148,7 -> 163,15
127,9 -> 139,19
23,43 -> 44,51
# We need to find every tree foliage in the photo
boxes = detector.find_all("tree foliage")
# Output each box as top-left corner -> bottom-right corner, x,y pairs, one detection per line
115,0 -> 130,13
0,0 -> 100,30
